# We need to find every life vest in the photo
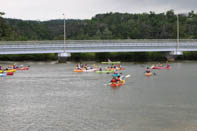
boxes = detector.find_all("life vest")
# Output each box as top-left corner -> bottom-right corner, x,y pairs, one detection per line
146,69 -> 150,73
111,78 -> 116,83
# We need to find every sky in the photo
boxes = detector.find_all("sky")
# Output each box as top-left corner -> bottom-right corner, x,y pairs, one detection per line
1,0 -> 197,21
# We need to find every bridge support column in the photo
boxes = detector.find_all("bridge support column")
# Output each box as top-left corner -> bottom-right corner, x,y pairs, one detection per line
58,52 -> 71,63
166,51 -> 183,62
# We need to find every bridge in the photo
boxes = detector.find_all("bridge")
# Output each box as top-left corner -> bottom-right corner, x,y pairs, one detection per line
0,39 -> 197,57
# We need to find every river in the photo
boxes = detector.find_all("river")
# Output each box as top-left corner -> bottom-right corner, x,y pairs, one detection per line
0,61 -> 197,131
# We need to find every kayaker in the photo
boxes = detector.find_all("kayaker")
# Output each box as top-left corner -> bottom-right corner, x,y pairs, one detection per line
158,63 -> 162,67
76,64 -> 81,70
145,67 -> 151,73
84,66 -> 88,70
117,76 -> 121,82
112,71 -> 120,77
13,64 -> 16,69
166,64 -> 170,68
111,77 -> 117,84
118,64 -> 122,68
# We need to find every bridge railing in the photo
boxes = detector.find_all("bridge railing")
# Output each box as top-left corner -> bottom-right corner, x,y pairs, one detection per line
1,39 -> 197,45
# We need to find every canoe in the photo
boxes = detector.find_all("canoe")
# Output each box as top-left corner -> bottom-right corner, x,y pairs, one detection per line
96,70 -> 114,73
151,66 -> 171,70
101,61 -> 121,64
145,72 -> 152,76
0,72 -> 7,77
16,67 -> 29,70
110,80 -> 125,87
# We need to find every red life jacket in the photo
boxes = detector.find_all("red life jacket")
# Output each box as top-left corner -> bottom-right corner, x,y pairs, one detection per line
111,79 -> 116,82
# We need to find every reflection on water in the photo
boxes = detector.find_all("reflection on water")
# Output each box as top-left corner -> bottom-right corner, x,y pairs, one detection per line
0,61 -> 197,131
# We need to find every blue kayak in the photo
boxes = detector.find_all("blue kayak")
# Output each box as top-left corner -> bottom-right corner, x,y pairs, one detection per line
0,72 -> 7,77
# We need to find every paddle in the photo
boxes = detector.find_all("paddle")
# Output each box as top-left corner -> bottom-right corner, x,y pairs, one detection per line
153,72 -> 157,75
120,74 -> 130,80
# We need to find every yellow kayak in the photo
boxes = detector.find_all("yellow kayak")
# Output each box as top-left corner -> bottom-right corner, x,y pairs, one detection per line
0,69 -> 16,73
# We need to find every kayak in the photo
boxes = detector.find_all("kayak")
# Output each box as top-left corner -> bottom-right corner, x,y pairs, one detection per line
101,61 -> 121,64
73,69 -> 83,72
110,80 -> 125,87
16,67 -> 29,70
7,72 -> 14,76
151,66 -> 171,70
0,72 -> 7,77
96,70 -> 114,73
118,67 -> 125,70
83,69 -> 97,72
145,72 -> 152,76
106,67 -> 125,71
7,69 -> 16,72
0,69 -> 16,73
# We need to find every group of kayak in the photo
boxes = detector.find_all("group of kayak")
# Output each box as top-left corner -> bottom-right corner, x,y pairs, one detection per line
73,63 -> 124,73
0,64 -> 29,77
73,62 -> 126,87
145,63 -> 171,76
73,61 -> 172,86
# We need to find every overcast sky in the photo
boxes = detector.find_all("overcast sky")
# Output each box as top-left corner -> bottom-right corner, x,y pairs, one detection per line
1,0 -> 197,20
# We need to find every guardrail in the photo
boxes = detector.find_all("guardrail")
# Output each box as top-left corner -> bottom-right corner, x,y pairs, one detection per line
0,39 -> 197,45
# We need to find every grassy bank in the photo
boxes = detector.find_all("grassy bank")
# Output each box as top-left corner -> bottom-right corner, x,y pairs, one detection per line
0,53 -> 57,61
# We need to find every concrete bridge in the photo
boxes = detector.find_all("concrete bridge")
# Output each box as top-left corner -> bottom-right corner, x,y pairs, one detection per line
0,39 -> 197,59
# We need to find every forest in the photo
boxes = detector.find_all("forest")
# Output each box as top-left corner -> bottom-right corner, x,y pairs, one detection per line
1,10 -> 197,61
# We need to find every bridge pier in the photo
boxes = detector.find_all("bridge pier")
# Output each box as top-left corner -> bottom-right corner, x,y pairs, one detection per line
58,52 -> 71,63
166,51 -> 183,62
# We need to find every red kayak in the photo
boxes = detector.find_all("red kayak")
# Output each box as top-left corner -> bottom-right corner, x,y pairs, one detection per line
152,66 -> 171,70
7,72 -> 14,75
110,80 -> 125,87
16,67 -> 29,70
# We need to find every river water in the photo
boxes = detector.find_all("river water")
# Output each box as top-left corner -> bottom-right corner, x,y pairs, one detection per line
1,61 -> 197,131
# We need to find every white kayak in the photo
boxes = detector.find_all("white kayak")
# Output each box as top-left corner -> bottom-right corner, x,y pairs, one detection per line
83,69 -> 97,72
0,72 -> 7,77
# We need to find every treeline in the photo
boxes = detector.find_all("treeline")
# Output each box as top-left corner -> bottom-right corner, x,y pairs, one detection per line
1,10 -> 197,61
2,10 -> 197,40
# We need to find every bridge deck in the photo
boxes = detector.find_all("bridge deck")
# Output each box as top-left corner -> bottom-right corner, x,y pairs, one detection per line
0,40 -> 197,54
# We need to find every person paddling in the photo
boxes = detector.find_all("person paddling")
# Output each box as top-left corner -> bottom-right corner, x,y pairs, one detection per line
111,76 -> 117,84
145,67 -> 151,73
112,71 -> 120,77
116,76 -> 121,83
